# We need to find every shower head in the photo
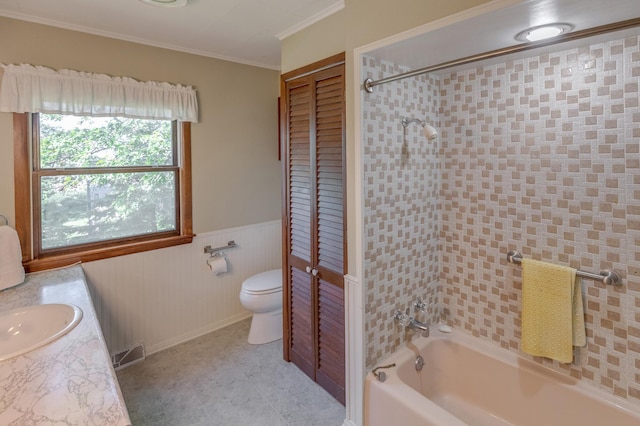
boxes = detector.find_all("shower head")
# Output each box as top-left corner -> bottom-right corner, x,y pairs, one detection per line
401,117 -> 438,140
423,124 -> 438,140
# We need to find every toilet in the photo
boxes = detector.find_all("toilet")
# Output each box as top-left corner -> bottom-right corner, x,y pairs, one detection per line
239,269 -> 283,344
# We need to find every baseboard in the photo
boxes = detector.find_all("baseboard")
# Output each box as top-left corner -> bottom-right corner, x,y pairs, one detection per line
144,312 -> 252,356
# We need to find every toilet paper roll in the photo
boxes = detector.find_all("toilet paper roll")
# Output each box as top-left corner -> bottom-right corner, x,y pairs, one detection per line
207,255 -> 228,275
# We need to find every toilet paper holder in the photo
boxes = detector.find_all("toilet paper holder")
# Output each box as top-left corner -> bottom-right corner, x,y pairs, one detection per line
204,240 -> 237,256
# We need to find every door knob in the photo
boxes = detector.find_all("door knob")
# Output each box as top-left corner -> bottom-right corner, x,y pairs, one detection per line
311,268 -> 318,277
306,266 -> 312,273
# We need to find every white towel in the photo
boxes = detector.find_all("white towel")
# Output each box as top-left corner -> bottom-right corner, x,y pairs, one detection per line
0,226 -> 25,291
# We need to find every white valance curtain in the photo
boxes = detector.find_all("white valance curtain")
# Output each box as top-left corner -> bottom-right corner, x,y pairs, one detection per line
0,63 -> 198,122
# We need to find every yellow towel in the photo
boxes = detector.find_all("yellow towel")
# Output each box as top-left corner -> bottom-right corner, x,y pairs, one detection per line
521,258 -> 586,363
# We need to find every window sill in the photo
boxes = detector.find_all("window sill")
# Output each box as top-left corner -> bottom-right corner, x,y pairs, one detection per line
24,234 -> 195,273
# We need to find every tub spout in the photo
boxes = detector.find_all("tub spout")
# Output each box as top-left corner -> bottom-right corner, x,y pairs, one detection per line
407,317 -> 430,338
394,309 -> 430,337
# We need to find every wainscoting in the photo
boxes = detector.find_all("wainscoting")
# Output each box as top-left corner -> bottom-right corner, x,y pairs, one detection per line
82,220 -> 282,356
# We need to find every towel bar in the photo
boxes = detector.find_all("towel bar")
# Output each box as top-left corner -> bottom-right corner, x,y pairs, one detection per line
506,250 -> 622,286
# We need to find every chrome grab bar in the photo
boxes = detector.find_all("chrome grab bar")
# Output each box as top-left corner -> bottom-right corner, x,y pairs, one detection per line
204,240 -> 237,255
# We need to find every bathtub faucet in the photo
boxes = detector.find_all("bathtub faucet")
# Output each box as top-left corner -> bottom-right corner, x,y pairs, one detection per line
407,314 -> 430,337
413,298 -> 427,312
393,307 -> 430,337
410,298 -> 430,336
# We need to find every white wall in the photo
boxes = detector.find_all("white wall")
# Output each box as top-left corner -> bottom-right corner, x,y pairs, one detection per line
82,220 -> 281,355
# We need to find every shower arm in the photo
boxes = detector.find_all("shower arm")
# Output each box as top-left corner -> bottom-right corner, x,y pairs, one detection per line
401,117 -> 425,128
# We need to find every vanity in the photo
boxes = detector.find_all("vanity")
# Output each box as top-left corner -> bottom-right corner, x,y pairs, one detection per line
0,265 -> 131,425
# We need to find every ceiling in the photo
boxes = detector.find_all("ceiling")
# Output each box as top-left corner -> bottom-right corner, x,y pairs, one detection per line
0,0 -> 344,70
4,0 -> 640,73
367,0 -> 640,74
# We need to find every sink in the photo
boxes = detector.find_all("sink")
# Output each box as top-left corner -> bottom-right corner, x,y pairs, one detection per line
0,304 -> 83,362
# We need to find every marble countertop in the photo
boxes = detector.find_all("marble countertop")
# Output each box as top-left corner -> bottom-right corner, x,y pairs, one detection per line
0,265 -> 131,425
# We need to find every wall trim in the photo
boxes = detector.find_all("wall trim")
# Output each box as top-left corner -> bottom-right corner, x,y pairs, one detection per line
354,0 -> 522,55
145,312 -> 251,356
275,0 -> 345,41
193,219 -> 281,241
345,273 -> 363,426
0,11 -> 281,70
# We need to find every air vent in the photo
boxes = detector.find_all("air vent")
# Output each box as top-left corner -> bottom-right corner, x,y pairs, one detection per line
112,344 -> 145,370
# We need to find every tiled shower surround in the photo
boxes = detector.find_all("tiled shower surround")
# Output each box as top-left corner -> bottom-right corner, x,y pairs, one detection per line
362,60 -> 441,368
362,32 -> 640,403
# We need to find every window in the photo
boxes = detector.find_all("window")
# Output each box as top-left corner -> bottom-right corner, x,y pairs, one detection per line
36,113 -> 181,252
13,113 -> 193,272
3,63 -> 197,271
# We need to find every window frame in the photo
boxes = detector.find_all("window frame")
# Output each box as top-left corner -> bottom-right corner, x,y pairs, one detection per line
14,112 -> 194,272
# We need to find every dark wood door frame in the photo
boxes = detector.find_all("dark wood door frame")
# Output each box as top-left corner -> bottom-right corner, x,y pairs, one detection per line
281,52 -> 347,404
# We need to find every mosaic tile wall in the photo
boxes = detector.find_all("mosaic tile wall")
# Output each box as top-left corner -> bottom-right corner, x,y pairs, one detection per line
362,57 -> 441,369
363,33 -> 640,402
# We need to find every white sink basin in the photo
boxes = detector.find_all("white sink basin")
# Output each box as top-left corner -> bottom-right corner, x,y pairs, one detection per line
0,304 -> 83,361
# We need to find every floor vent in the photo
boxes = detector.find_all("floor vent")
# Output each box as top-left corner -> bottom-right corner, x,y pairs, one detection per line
112,344 -> 145,370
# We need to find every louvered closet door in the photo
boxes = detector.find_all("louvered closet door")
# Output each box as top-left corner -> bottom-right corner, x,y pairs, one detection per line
285,76 -> 315,379
313,66 -> 345,402
282,56 -> 345,405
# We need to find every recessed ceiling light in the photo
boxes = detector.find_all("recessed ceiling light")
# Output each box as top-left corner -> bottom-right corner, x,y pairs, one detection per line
515,23 -> 574,42
139,0 -> 188,8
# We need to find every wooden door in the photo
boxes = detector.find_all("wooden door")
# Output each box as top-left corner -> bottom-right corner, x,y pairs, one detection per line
281,54 -> 346,404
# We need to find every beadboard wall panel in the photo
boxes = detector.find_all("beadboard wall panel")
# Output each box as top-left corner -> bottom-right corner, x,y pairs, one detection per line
82,220 -> 282,356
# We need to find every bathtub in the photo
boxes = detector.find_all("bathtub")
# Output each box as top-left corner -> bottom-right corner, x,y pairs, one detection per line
365,326 -> 640,426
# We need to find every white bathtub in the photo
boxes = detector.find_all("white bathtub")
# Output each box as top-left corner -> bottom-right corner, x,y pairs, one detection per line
365,326 -> 640,426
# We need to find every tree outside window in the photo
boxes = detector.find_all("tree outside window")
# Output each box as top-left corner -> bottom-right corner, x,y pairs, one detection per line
32,113 -> 185,256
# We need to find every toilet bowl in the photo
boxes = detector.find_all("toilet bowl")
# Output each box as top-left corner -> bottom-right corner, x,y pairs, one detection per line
239,269 -> 283,344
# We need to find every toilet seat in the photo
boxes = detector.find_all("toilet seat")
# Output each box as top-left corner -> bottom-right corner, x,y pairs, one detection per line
241,269 -> 282,294
242,287 -> 281,296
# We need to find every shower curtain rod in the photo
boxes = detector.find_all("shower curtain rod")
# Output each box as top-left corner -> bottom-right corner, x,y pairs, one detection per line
363,17 -> 640,93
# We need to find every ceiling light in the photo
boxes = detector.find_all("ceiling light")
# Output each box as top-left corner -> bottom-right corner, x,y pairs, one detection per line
515,23 -> 573,42
139,0 -> 188,8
